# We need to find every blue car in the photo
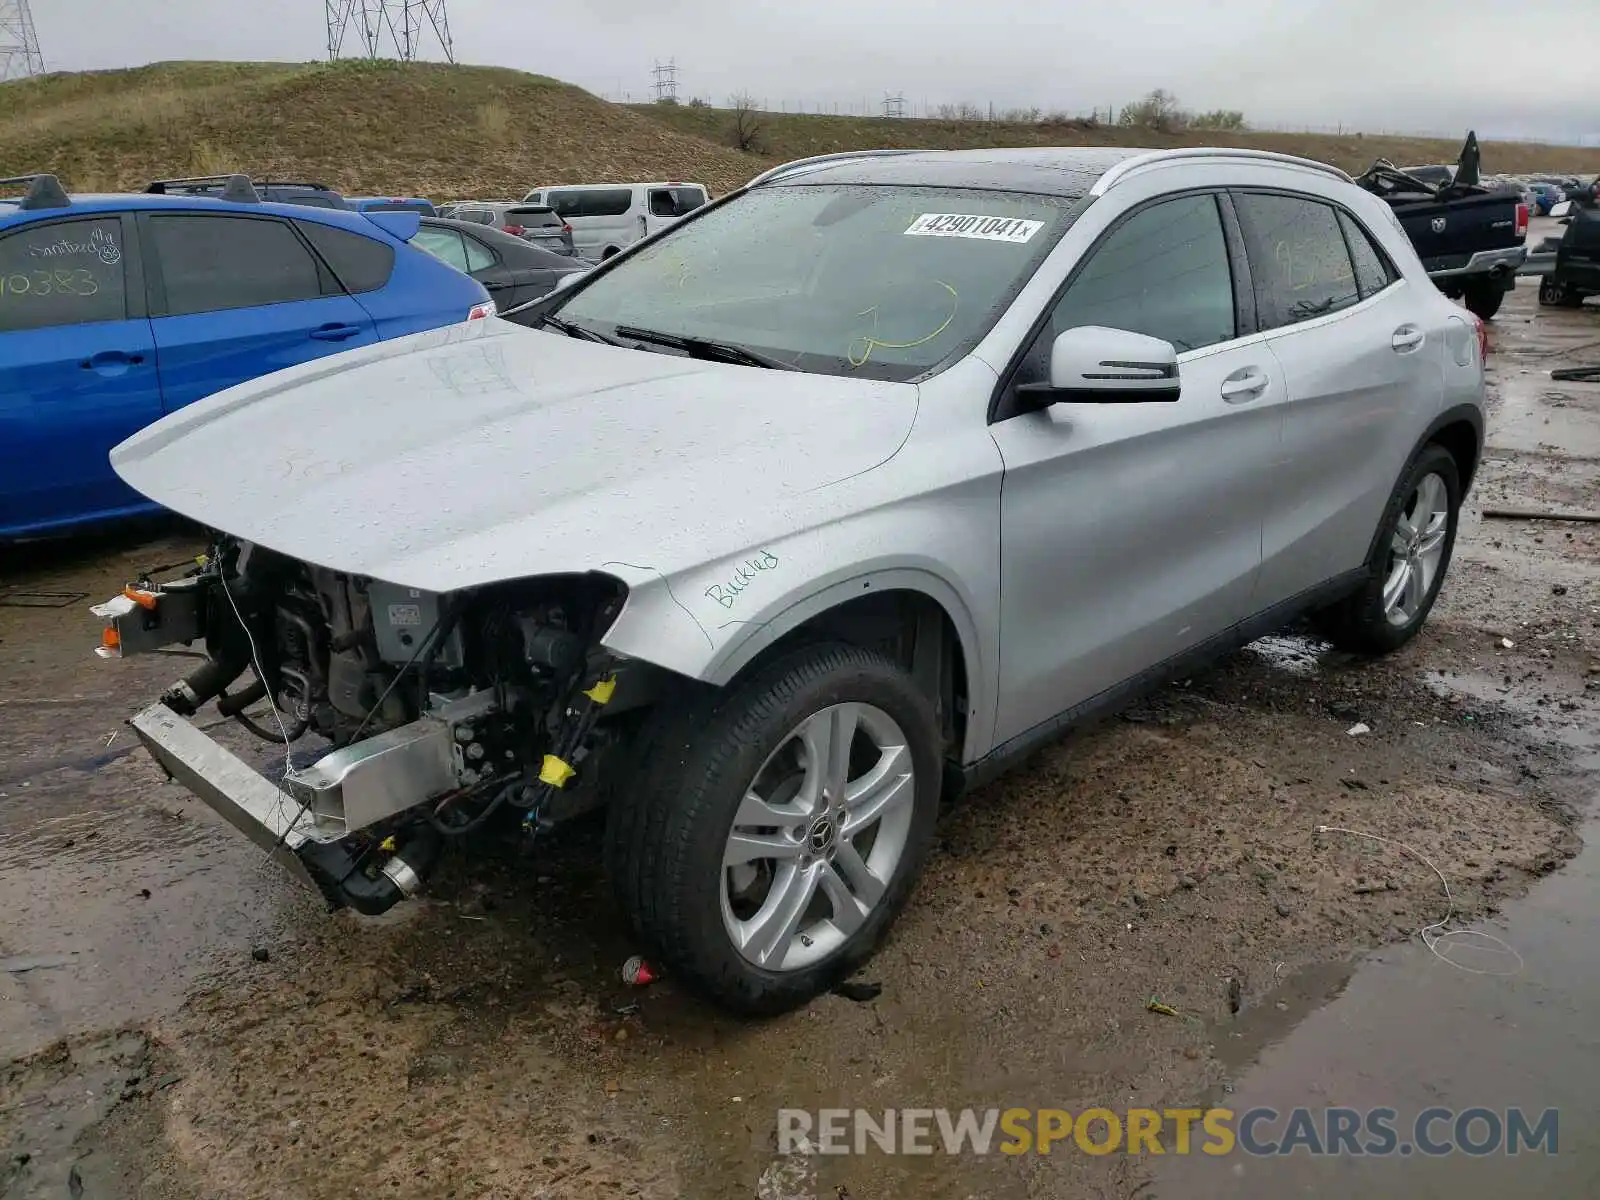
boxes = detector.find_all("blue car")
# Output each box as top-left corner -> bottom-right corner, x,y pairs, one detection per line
0,173 -> 492,540
1528,183 -> 1564,216
348,196 -> 438,216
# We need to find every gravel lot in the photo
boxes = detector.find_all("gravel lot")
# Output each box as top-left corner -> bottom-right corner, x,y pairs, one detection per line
4,253 -> 1599,1199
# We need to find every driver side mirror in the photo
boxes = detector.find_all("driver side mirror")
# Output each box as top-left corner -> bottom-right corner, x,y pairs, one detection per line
1013,326 -> 1181,414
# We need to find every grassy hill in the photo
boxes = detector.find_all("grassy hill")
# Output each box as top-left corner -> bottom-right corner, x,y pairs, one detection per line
4,60 -> 1597,206
635,103 -> 1600,179
0,60 -> 761,198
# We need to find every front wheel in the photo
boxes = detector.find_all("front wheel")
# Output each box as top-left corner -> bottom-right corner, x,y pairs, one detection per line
1313,443 -> 1461,655
1461,281 -> 1505,321
604,643 -> 942,1015
1541,279 -> 1585,308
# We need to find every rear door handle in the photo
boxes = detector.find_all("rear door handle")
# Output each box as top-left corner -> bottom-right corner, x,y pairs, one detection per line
309,323 -> 362,342
1220,368 -> 1270,403
1392,326 -> 1426,352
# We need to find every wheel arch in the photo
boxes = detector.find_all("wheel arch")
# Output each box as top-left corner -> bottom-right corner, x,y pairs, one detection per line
1359,404 -> 1481,568
604,567 -> 991,766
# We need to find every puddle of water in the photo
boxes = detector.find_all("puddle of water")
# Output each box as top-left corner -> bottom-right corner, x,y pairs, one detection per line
1151,816 -> 1600,1197
1490,372 -> 1600,459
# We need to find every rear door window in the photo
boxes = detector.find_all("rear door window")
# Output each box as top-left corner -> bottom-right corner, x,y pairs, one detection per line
1337,211 -> 1398,299
148,214 -> 324,315
413,226 -> 471,273
648,189 -> 678,218
296,220 -> 395,293
1232,192 -> 1361,330
460,234 -> 497,272
0,217 -> 130,332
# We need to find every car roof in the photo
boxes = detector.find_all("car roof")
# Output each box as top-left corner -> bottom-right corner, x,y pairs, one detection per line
749,146 -> 1351,198
0,190 -> 393,233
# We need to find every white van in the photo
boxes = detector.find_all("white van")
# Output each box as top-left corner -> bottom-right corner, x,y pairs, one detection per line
519,182 -> 710,262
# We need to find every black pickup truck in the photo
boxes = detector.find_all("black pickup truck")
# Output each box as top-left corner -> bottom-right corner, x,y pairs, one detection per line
1355,132 -> 1528,320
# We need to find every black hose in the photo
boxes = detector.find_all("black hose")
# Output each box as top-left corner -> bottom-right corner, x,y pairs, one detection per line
429,779 -> 520,838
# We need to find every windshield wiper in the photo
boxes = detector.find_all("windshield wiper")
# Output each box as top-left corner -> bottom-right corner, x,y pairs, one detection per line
613,325 -> 796,371
540,314 -> 621,345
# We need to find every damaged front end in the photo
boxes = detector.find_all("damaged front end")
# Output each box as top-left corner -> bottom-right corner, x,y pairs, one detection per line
93,538 -> 645,915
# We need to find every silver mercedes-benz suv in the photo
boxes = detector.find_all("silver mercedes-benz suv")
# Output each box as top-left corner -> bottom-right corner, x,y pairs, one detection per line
94,145 -> 1485,1014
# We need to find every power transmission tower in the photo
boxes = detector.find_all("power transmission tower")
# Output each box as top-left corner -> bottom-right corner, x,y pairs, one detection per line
651,58 -> 678,103
883,93 -> 906,119
326,0 -> 454,63
0,0 -> 44,81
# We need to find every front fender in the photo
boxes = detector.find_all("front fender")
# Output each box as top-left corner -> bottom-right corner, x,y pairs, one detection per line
598,516 -> 1000,763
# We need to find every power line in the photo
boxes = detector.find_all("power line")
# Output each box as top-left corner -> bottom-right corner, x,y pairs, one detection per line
0,0 -> 44,81
325,0 -> 454,63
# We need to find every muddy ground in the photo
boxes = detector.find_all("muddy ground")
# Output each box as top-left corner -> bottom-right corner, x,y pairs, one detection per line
5,259 -> 1600,1199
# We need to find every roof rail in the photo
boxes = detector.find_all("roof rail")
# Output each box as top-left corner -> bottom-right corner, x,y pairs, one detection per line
1090,148 -> 1352,196
0,173 -> 71,211
145,174 -> 262,203
745,148 -> 929,189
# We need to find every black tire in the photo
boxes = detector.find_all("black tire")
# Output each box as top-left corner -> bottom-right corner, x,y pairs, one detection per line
604,642 -> 942,1015
1541,279 -> 1586,309
600,245 -> 619,260
1313,443 -> 1461,656
1462,281 -> 1505,321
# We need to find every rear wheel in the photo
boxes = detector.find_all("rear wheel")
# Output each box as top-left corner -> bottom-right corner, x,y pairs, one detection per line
604,643 -> 941,1015
1462,281 -> 1505,321
1313,443 -> 1461,655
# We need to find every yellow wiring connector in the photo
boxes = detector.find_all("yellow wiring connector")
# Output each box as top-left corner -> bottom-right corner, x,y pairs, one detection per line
583,677 -> 617,705
539,755 -> 576,788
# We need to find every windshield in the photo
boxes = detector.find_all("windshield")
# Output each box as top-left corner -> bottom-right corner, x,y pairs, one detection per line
554,184 -> 1084,381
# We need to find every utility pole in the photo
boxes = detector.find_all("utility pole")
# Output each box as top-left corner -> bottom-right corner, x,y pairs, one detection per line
0,0 -> 44,81
650,58 -> 678,103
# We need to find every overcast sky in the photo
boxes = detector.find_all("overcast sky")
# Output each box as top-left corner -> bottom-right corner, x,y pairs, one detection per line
27,0 -> 1598,143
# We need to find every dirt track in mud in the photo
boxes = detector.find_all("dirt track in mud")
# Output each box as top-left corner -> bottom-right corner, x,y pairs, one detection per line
5,266 -> 1600,1199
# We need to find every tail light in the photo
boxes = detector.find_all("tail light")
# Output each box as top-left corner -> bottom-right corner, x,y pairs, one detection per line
562,222 -> 572,234
467,301 -> 495,321
1473,314 -> 1489,364
1515,203 -> 1529,237
502,224 -> 525,236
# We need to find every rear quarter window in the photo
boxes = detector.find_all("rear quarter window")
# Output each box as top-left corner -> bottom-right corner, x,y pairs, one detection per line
0,216 -> 129,332
295,220 -> 396,293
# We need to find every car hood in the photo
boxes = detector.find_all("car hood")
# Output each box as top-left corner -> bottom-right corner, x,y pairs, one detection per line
111,319 -> 918,592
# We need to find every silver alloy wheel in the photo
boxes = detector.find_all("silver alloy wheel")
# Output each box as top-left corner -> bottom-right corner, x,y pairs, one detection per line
1382,471 -> 1450,627
720,702 -> 916,972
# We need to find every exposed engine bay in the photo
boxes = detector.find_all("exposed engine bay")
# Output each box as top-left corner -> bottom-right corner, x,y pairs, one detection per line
95,536 -> 652,916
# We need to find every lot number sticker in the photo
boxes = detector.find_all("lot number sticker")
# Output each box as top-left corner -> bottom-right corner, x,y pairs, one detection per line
904,213 -> 1043,243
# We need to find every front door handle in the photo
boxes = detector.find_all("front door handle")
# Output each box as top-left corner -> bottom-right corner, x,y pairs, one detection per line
310,323 -> 362,342
1220,367 -> 1269,403
79,350 -> 145,373
1392,326 -> 1426,352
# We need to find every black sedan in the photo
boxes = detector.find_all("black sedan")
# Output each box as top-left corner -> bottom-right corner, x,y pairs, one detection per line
412,217 -> 588,309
